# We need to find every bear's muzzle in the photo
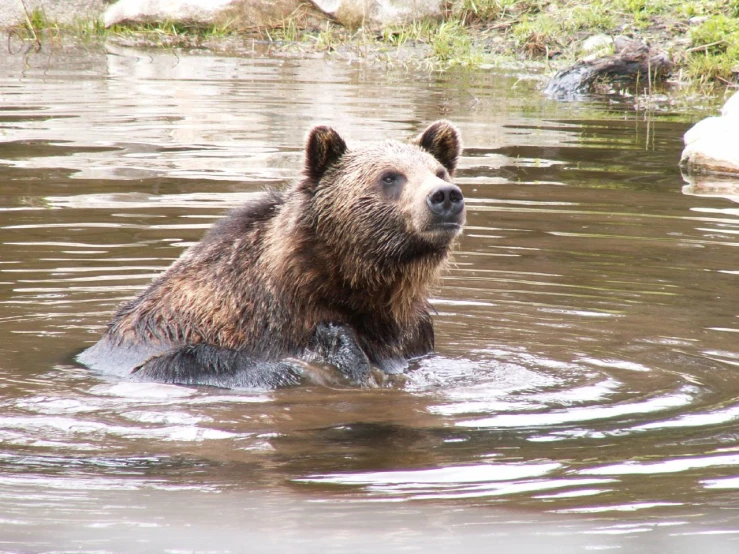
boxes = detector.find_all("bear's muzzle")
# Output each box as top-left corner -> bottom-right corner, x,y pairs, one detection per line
426,183 -> 465,231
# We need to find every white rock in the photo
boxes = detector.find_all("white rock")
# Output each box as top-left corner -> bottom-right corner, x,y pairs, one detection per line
681,91 -> 739,175
721,89 -> 739,118
105,0 -> 235,27
103,0 -> 433,29
581,34 -> 613,54
689,16 -> 709,26
311,0 -> 442,28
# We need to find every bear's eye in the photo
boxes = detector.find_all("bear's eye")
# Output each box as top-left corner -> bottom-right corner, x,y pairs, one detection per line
381,172 -> 401,185
379,171 -> 406,198
436,168 -> 448,180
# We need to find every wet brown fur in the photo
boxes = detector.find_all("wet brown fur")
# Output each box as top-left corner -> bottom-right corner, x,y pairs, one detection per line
100,121 -> 463,371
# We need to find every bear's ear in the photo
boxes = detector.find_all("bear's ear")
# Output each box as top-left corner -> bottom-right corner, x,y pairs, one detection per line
303,126 -> 347,186
413,120 -> 461,175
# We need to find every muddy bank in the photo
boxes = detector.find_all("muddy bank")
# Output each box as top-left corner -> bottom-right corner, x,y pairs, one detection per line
4,1 -> 739,94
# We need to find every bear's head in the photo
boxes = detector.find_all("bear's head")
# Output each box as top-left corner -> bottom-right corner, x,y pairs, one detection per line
298,121 -> 465,296
285,121 -> 465,322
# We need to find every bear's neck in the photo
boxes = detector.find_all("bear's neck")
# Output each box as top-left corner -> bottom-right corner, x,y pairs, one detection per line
262,194 -> 449,328
265,235 -> 445,328
325,258 -> 440,326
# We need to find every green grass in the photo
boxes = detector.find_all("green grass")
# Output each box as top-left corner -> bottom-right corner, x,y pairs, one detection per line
376,18 -> 483,66
12,7 -> 107,45
446,0 -> 739,85
508,1 -> 614,58
511,13 -> 562,57
265,17 -> 300,42
430,20 -> 482,65
454,0 -> 522,23
686,14 -> 739,84
108,20 -> 236,39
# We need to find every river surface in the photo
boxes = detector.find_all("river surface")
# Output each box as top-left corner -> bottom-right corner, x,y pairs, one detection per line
1,41 -> 738,553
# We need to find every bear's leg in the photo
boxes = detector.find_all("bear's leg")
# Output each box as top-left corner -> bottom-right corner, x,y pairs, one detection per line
311,323 -> 376,385
311,323 -> 411,387
131,325 -> 402,389
131,344 -> 305,389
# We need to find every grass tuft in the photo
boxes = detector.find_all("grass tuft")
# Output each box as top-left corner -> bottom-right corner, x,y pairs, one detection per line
686,14 -> 739,84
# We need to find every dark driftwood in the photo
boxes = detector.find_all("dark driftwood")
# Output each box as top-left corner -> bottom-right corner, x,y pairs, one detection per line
545,38 -> 672,99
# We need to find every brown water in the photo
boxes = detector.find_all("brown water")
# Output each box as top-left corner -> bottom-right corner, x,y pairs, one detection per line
1,42 -> 739,553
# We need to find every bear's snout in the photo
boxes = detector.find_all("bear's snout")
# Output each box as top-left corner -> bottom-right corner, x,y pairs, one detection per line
426,184 -> 465,226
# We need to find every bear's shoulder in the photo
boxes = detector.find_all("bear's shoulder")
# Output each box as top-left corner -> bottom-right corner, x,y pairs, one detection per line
205,189 -> 285,243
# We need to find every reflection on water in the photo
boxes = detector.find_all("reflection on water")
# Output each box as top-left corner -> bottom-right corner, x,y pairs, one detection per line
1,42 -> 739,551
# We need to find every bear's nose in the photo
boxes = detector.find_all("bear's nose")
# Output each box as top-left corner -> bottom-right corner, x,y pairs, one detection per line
426,184 -> 465,222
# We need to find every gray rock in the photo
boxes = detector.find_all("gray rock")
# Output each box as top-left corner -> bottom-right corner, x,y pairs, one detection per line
545,38 -> 672,99
0,0 -> 103,28
681,91 -> 739,175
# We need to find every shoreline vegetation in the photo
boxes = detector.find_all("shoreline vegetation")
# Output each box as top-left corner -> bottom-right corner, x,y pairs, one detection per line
6,1 -> 739,103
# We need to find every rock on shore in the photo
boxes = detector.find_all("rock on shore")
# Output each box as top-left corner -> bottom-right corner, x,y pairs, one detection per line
0,0 -> 442,29
312,0 -> 442,27
104,0 -> 442,29
105,0 -> 235,27
681,91 -> 739,175
545,37 -> 672,99
0,0 -> 103,28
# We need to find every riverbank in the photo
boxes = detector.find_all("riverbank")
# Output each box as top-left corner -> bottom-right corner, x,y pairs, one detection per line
5,0 -> 739,97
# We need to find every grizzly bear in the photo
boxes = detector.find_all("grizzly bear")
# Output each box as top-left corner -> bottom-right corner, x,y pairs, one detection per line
77,121 -> 465,388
